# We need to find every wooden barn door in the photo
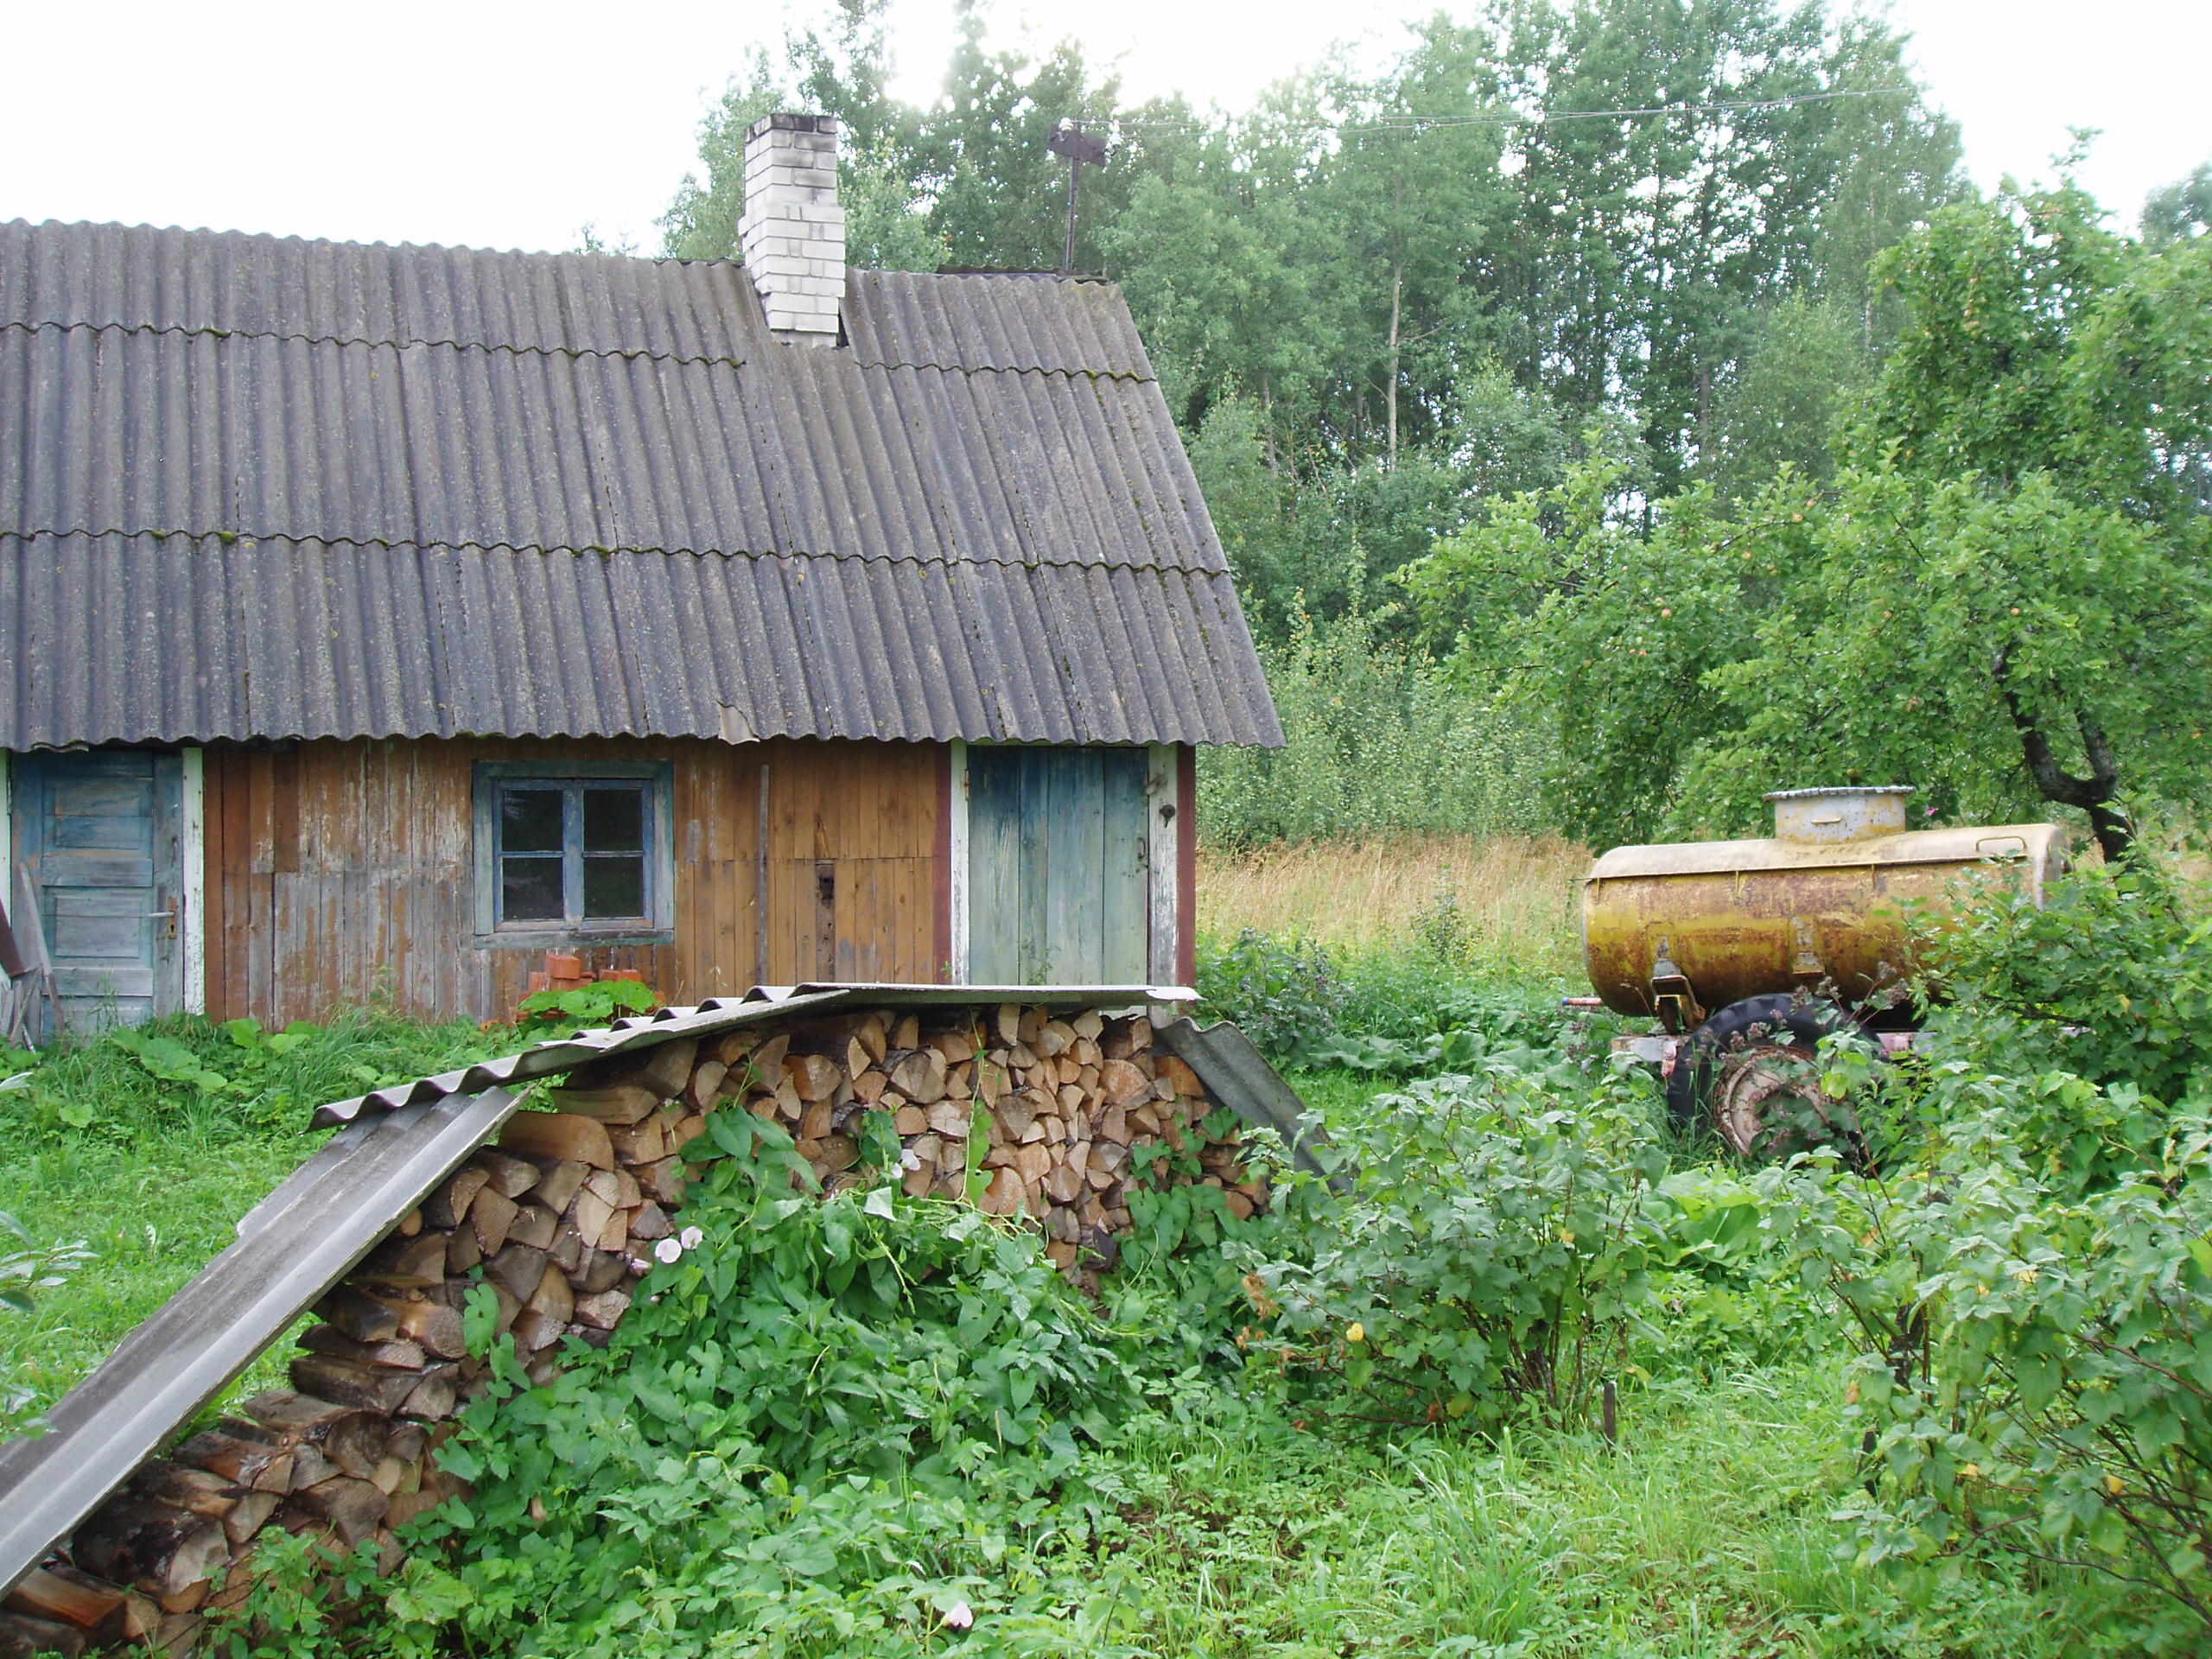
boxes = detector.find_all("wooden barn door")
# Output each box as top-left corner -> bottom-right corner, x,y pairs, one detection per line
10,751 -> 183,1035
966,747 -> 1149,984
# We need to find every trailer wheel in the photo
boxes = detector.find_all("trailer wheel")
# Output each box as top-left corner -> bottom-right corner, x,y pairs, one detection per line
1666,993 -> 1848,1137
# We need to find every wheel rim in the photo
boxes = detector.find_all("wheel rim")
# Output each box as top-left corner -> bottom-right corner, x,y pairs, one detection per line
1710,1043 -> 1840,1160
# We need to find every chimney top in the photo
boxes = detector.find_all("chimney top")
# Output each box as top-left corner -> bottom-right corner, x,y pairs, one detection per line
747,111 -> 841,141
740,111 -> 846,346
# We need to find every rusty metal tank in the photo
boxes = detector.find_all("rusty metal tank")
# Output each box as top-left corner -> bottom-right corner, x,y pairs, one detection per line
1582,786 -> 2065,1026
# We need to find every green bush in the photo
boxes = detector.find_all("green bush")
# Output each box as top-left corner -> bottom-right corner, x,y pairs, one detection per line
276,1116 -> 1273,1659
1919,861 -> 2212,1110
1244,1057 -> 1672,1432
1192,929 -> 1349,1058
1766,1045 -> 2212,1649
1196,927 -> 1604,1072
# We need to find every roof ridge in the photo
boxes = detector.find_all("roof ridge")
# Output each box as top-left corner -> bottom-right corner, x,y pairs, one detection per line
3,215 -> 724,270
0,315 -> 750,370
0,526 -> 1226,578
0,319 -> 1155,381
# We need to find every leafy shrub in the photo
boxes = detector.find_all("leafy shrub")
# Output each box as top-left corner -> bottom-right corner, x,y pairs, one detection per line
1197,927 -> 1600,1074
1243,1056 -> 1671,1432
309,1123 -> 1173,1658
1920,861 -> 2212,1108
1197,606 -> 1550,850
1193,929 -> 1349,1058
1766,1046 -> 2212,1649
1634,1168 -> 1840,1377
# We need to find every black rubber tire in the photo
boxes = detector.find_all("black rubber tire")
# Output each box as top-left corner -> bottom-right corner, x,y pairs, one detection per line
1666,993 -> 1849,1131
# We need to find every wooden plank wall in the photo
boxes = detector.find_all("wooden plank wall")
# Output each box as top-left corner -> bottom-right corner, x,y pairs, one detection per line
203,737 -> 946,1026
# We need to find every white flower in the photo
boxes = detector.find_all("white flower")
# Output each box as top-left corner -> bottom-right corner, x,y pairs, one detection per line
652,1236 -> 683,1264
942,1601 -> 974,1630
678,1225 -> 704,1250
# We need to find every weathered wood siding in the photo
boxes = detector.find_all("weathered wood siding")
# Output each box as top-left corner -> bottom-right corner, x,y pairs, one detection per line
203,738 -> 945,1026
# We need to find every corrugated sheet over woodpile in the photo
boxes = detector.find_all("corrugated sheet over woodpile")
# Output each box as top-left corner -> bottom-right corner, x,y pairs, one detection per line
0,220 -> 1281,751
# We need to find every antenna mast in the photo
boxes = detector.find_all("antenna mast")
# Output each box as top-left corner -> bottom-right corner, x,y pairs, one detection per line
1046,123 -> 1109,273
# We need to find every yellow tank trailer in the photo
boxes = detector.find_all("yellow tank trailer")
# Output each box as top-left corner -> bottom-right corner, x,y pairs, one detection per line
1581,786 -> 2064,1156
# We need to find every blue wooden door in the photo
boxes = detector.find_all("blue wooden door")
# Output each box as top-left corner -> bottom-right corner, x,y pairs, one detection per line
11,751 -> 183,1035
968,747 -> 1148,984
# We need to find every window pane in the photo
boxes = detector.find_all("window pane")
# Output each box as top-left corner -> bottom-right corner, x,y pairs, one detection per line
583,787 -> 644,853
502,856 -> 564,922
500,787 -> 563,854
583,855 -> 645,919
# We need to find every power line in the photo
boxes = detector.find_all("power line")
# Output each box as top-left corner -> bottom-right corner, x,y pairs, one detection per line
1113,83 -> 1915,138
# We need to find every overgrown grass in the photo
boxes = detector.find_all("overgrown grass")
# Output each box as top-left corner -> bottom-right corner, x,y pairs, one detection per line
0,1013 -> 499,1419
1197,833 -> 1586,974
1104,1371 -> 2126,1657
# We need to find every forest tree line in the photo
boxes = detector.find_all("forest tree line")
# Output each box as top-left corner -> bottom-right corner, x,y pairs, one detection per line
653,0 -> 2212,855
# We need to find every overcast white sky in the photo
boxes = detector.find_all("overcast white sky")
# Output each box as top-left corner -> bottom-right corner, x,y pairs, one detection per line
2,0 -> 2204,257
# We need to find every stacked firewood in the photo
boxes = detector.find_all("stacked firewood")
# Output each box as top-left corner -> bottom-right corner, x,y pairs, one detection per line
3,1001 -> 1259,1657
679,1003 -> 1268,1274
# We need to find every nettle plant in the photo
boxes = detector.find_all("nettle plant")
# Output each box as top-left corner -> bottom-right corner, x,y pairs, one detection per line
1243,1056 -> 1669,1432
513,975 -> 660,1037
1762,1046 -> 2212,1650
277,1119 -> 1164,1659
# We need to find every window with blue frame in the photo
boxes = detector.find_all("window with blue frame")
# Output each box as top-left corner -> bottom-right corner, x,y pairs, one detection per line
473,765 -> 674,938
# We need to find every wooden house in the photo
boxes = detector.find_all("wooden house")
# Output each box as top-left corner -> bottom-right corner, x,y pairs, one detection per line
0,114 -> 1281,1033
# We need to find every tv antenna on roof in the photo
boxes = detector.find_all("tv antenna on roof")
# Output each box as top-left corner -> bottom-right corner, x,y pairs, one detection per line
1046,122 -> 1109,273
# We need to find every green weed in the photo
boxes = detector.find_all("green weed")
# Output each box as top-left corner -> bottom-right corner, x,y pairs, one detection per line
0,1012 -> 499,1416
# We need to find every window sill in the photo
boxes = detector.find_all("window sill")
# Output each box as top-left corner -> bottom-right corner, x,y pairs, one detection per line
474,926 -> 676,951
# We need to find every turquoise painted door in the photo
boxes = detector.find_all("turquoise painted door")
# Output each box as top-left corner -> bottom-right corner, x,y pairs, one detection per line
968,747 -> 1148,984
11,751 -> 184,1035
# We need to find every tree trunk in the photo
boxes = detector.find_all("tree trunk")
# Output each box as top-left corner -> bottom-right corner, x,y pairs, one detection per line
1998,658 -> 2133,861
1387,257 -> 1402,470
1386,174 -> 1403,470
1260,373 -> 1281,484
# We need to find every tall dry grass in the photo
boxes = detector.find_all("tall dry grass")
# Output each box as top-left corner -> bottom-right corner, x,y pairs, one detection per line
1197,834 -> 1591,976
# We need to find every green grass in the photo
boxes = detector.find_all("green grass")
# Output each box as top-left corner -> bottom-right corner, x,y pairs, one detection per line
1103,1370 -> 2127,1657
0,1110 -> 319,1410
0,1012 -> 499,1420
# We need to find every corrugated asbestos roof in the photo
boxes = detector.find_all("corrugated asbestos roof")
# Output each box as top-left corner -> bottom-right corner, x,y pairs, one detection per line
0,219 -> 1279,749
1,534 -> 1273,746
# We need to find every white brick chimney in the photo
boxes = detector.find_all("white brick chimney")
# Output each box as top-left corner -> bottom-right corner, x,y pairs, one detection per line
739,112 -> 846,346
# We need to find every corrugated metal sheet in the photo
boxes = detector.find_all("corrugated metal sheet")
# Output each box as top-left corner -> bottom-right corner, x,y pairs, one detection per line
0,1084 -> 526,1600
308,981 -> 1198,1128
0,219 -> 1281,748
0,535 -> 1279,747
